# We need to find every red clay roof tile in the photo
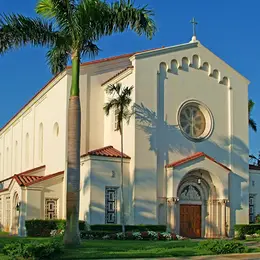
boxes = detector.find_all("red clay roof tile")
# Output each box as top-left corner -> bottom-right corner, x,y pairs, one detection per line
101,66 -> 134,86
249,164 -> 260,170
83,146 -> 131,159
165,152 -> 231,171
0,47 -> 164,133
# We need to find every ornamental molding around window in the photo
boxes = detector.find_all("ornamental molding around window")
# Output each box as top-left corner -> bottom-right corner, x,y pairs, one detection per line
177,100 -> 214,142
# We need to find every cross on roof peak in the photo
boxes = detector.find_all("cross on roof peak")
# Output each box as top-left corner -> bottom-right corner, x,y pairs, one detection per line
190,17 -> 198,37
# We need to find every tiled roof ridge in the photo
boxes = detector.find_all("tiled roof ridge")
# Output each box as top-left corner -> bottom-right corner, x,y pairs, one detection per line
165,152 -> 231,171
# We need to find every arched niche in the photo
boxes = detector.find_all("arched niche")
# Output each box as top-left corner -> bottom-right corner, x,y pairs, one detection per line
212,69 -> 220,81
192,55 -> 200,69
171,59 -> 178,74
202,62 -> 210,74
222,77 -> 230,87
181,57 -> 189,71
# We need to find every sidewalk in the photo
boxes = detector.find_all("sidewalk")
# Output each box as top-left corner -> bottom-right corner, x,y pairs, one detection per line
110,253 -> 260,260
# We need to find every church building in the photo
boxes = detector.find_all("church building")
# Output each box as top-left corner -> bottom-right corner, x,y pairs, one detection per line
0,33 -> 257,238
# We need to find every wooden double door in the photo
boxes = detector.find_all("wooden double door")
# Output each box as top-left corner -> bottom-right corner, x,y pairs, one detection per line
180,204 -> 201,238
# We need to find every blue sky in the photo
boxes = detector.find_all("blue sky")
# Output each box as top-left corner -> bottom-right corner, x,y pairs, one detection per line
1,0 -> 259,155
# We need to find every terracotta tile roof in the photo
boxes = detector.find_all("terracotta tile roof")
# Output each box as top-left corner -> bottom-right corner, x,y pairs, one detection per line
82,146 -> 131,159
23,171 -> 64,187
165,152 -> 231,171
101,66 -> 134,86
0,171 -> 64,192
0,165 -> 46,184
0,47 -> 164,133
14,175 -> 43,186
249,164 -> 260,170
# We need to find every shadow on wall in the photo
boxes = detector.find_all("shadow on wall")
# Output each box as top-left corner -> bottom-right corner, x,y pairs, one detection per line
82,161 -> 133,225
134,102 -> 249,233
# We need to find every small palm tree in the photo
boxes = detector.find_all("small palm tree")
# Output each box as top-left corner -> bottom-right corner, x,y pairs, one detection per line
249,99 -> 257,132
104,83 -> 134,233
0,0 -> 156,245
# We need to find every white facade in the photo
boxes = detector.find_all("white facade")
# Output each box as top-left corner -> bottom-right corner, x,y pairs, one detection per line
0,38 -> 256,238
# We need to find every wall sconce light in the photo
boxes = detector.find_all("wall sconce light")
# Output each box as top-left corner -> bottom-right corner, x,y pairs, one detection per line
16,202 -> 21,212
111,171 -> 115,178
197,178 -> 201,185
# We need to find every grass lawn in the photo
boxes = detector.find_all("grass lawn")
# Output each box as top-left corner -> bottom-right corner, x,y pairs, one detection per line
0,236 -> 211,259
0,235 -> 259,259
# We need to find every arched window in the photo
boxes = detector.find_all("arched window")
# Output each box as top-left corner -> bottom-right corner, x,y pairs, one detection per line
14,141 -> 18,172
213,69 -> 220,81
222,77 -> 230,87
53,123 -> 59,137
25,133 -> 29,169
171,59 -> 178,74
181,57 -> 189,71
192,55 -> 200,69
202,62 -> 209,73
39,123 -> 43,163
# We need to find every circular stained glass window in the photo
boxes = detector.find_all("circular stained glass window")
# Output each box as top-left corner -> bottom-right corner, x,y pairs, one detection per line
178,101 -> 213,141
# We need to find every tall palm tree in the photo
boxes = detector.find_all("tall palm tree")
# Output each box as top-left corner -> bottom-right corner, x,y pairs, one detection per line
249,99 -> 257,132
104,83 -> 134,233
0,0 -> 156,245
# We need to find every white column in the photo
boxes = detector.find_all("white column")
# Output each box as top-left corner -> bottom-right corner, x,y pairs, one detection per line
167,198 -> 172,231
18,188 -> 26,237
221,199 -> 227,237
172,197 -> 179,233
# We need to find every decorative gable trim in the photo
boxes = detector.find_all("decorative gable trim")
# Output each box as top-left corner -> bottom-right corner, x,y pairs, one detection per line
81,146 -> 131,159
101,66 -> 134,86
165,152 -> 231,172
132,42 -> 198,61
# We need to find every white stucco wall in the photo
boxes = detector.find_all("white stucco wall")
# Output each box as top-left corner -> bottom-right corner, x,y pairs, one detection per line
249,170 -> 260,217
133,42 -> 249,227
79,58 -> 132,154
87,156 -> 130,225
103,71 -> 136,223
0,73 -> 68,181
79,157 -> 91,222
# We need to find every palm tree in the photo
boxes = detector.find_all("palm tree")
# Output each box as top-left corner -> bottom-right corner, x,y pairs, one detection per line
249,99 -> 257,132
0,0 -> 156,245
104,83 -> 134,233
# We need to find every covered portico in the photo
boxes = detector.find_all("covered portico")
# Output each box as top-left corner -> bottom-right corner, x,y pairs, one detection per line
0,166 -> 64,236
166,152 -> 230,238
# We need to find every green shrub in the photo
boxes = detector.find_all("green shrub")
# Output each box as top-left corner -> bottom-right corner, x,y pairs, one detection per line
90,225 -> 166,232
199,240 -> 247,255
234,224 -> 260,239
25,220 -> 85,237
3,240 -> 63,260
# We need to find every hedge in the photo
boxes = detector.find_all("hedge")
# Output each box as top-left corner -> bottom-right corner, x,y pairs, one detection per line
25,220 -> 85,237
234,224 -> 260,239
90,225 -> 166,232
25,221 -> 166,237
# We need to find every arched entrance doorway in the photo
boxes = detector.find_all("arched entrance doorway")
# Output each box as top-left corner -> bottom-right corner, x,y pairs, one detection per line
177,170 -> 217,238
12,192 -> 19,234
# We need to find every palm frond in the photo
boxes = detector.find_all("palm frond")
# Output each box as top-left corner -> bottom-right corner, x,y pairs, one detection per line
36,0 -> 76,38
249,99 -> 255,114
104,99 -> 118,116
108,0 -> 156,39
104,83 -> 134,132
249,118 -> 257,132
35,0 -> 56,19
81,41 -> 100,58
46,43 -> 69,74
0,14 -> 57,54
249,99 -> 257,132
105,83 -> 121,96
75,0 -> 108,41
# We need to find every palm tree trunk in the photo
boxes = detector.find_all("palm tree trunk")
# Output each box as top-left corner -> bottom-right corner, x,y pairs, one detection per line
64,52 -> 81,246
120,125 -> 125,233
